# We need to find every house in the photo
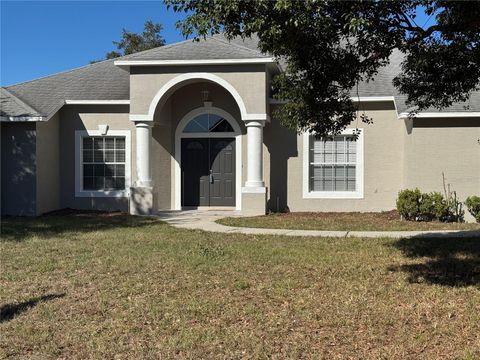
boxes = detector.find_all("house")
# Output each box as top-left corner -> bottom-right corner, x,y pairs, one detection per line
1,35 -> 479,220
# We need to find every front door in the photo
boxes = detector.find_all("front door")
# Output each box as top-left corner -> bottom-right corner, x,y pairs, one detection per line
181,137 -> 235,207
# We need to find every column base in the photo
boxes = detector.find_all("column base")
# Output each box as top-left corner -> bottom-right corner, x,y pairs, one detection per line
245,180 -> 265,187
241,186 -> 267,216
130,186 -> 154,215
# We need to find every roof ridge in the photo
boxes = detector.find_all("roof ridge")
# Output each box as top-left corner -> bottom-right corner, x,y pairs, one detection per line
122,36 -> 196,59
1,87 -> 43,115
211,35 -> 268,57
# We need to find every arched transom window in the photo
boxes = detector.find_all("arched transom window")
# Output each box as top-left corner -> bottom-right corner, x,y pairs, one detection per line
183,113 -> 234,133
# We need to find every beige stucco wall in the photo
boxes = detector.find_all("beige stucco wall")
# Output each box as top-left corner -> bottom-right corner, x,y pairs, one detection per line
36,112 -> 60,214
264,105 -> 480,219
404,117 -> 480,221
130,64 -> 267,117
264,102 -> 406,212
59,104 -> 134,211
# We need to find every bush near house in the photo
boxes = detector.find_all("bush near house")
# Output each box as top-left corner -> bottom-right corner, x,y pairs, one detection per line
465,196 -> 480,222
396,189 -> 422,221
396,189 -> 464,222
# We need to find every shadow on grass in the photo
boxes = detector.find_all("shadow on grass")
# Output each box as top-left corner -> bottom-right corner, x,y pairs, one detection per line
0,293 -> 66,323
0,210 -> 162,242
390,232 -> 480,287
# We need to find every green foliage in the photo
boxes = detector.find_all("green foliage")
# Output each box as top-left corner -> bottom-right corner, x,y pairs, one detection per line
397,189 -> 463,222
396,189 -> 421,221
419,192 -> 449,222
166,0 -> 480,136
92,20 -> 165,63
465,196 -> 480,222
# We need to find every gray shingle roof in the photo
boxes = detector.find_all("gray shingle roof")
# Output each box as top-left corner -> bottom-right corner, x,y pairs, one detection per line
2,34 -> 479,119
1,87 -> 43,119
126,36 -> 269,60
4,58 -> 130,117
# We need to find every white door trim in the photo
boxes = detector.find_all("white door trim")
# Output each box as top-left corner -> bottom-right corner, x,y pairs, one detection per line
174,107 -> 243,210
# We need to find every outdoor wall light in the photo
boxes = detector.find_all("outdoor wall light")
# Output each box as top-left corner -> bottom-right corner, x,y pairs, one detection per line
201,89 -> 210,102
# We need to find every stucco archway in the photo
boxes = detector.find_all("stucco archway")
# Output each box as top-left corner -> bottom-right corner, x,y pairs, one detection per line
145,73 -> 250,122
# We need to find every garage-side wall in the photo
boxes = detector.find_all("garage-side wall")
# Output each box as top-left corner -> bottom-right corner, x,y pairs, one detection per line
36,112 -> 60,214
1,122 -> 37,215
405,117 -> 480,221
59,105 -> 134,212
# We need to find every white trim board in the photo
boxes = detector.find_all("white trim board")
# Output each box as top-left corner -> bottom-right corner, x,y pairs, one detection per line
398,112 -> 480,119
174,106 -> 243,211
0,116 -> 44,122
65,100 -> 130,105
302,129 -> 364,199
75,129 -> 132,198
269,96 -> 395,105
352,96 -> 395,102
115,58 -> 276,68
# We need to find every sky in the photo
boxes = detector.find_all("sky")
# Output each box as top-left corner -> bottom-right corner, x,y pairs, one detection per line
1,0 -> 188,86
1,1 -> 438,87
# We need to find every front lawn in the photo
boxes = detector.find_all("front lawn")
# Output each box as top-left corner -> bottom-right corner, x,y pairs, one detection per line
1,214 -> 479,359
217,211 -> 480,231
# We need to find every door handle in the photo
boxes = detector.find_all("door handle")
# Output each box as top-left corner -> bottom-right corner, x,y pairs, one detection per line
209,170 -> 214,184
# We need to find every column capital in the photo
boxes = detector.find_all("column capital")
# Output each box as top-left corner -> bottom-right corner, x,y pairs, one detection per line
244,119 -> 265,128
134,121 -> 153,128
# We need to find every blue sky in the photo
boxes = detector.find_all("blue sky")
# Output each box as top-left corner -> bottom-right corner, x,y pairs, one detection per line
1,1 -> 188,86
1,2 -> 437,87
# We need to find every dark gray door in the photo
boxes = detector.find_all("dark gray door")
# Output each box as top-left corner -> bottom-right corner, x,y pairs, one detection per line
181,138 -> 235,207
209,138 -> 235,206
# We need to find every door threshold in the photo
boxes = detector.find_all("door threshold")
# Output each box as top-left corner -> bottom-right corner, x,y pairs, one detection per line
182,206 -> 236,211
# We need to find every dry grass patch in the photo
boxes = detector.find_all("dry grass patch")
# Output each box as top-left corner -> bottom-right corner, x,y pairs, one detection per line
217,210 -> 480,231
1,214 -> 479,359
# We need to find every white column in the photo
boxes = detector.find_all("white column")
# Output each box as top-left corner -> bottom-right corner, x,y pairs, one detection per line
245,120 -> 265,188
135,121 -> 153,187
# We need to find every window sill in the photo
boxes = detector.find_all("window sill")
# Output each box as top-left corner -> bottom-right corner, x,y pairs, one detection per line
302,191 -> 364,199
75,190 -> 129,198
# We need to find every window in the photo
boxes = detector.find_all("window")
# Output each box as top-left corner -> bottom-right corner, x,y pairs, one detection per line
75,130 -> 131,197
303,130 -> 363,198
82,137 -> 126,191
183,113 -> 234,133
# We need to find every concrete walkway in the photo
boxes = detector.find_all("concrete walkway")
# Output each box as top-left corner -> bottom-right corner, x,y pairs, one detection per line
157,210 -> 480,238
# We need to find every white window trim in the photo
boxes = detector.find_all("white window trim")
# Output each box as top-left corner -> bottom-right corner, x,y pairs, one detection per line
302,129 -> 364,199
75,130 -> 131,198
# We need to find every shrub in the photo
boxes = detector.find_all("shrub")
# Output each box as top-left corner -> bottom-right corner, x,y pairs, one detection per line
397,189 -> 460,222
465,196 -> 480,222
396,189 -> 421,220
419,192 -> 449,221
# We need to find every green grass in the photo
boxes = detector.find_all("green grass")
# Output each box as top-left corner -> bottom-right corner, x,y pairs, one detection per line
217,211 -> 480,231
1,214 -> 479,359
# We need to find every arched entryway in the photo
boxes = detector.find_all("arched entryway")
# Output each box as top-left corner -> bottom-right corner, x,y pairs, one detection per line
174,107 -> 242,210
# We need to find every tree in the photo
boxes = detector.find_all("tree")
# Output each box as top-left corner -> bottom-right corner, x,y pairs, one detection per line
92,20 -> 165,62
165,1 -> 480,136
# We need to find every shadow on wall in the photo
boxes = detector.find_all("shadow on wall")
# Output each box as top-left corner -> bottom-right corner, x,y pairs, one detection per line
264,119 -> 298,212
0,293 -> 66,323
1,122 -> 37,216
389,232 -> 480,287
0,211 -> 162,242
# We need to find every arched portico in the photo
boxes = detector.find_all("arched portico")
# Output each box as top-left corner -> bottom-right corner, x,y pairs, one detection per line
129,72 -> 267,215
